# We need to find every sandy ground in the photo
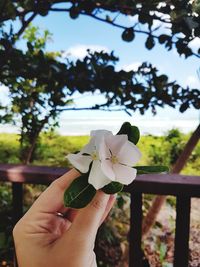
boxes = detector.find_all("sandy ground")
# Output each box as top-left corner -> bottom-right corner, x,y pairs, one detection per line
143,198 -> 200,267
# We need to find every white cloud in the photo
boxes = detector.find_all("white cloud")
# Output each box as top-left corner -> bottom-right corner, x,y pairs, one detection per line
0,85 -> 10,104
185,75 -> 200,88
128,14 -> 138,23
188,38 -> 200,50
121,62 -> 141,71
0,84 -> 9,93
62,44 -> 109,59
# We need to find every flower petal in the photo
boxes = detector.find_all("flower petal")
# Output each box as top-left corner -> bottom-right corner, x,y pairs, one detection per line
117,141 -> 142,166
99,137 -> 111,160
81,136 -> 95,154
88,160 -> 111,189
105,134 -> 128,155
67,153 -> 92,173
101,159 -> 115,180
90,129 -> 112,137
91,130 -> 113,150
113,164 -> 137,185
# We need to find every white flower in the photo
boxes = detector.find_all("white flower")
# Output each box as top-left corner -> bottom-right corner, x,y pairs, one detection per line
67,130 -> 113,189
67,130 -> 142,190
99,134 -> 142,186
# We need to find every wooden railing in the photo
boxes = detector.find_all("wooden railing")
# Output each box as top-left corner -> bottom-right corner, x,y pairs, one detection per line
0,163 -> 200,267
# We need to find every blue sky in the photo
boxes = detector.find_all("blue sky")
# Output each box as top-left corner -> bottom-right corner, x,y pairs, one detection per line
0,9 -> 200,134
32,11 -> 200,82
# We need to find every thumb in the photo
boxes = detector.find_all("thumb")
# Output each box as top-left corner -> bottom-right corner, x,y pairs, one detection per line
70,191 -> 110,245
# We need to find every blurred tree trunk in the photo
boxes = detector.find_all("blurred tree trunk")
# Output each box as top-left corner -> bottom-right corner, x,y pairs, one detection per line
142,123 -> 200,237
20,112 -> 53,165
23,133 -> 39,165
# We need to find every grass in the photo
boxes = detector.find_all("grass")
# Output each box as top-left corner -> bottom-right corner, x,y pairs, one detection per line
0,130 -> 199,175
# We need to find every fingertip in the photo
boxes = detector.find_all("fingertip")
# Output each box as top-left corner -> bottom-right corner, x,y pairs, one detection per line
108,193 -> 117,203
90,190 -> 110,211
70,190 -> 110,237
99,193 -> 116,225
53,168 -> 80,190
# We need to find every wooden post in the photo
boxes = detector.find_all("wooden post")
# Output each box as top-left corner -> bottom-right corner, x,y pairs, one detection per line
174,196 -> 191,267
142,123 -> 200,237
129,193 -> 143,267
12,183 -> 23,225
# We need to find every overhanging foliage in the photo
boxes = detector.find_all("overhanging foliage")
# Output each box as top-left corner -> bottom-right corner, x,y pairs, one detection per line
0,1 -> 199,162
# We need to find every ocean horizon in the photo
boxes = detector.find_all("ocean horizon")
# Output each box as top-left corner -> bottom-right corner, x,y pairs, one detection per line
0,86 -> 199,136
0,116 -> 199,136
56,117 -> 199,135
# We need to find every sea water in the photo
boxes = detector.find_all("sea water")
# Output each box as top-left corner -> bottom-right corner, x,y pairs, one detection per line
0,116 -> 198,136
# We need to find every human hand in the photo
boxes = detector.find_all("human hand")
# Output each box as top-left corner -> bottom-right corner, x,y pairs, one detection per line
13,169 -> 115,267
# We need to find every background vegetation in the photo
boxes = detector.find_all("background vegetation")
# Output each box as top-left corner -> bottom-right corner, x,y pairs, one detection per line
0,129 -> 199,175
0,129 -> 199,266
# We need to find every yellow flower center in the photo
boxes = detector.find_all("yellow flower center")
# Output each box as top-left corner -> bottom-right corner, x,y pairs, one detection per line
91,151 -> 98,160
111,155 -> 118,164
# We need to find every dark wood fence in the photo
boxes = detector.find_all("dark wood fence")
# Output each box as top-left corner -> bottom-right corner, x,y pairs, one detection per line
0,163 -> 200,267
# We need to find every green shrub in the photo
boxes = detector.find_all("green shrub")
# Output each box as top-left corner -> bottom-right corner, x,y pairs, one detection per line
0,130 -> 199,266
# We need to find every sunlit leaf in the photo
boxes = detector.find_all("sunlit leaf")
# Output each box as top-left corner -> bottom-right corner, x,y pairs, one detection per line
135,165 -> 169,174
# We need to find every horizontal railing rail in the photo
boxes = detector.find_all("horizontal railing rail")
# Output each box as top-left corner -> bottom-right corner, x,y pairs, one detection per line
0,163 -> 200,267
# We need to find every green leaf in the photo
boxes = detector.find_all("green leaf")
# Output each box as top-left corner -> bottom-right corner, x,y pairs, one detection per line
117,122 -> 131,135
135,166 -> 169,174
38,10 -> 49,16
122,28 -> 135,42
158,34 -> 170,44
117,122 -> 140,144
69,6 -> 79,19
180,102 -> 189,113
145,35 -> 155,50
117,195 -> 125,209
102,182 -> 124,194
64,174 -> 96,209
129,125 -> 140,145
106,15 -> 112,22
159,243 -> 167,261
37,3 -> 50,17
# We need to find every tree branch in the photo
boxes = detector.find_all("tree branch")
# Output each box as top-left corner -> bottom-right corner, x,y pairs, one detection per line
55,106 -> 128,112
0,12 -> 37,72
49,7 -> 200,58
14,12 -> 37,41
50,7 -> 71,13
0,0 -> 7,16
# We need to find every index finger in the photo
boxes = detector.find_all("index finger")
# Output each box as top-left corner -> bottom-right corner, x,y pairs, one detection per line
30,168 -> 80,213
